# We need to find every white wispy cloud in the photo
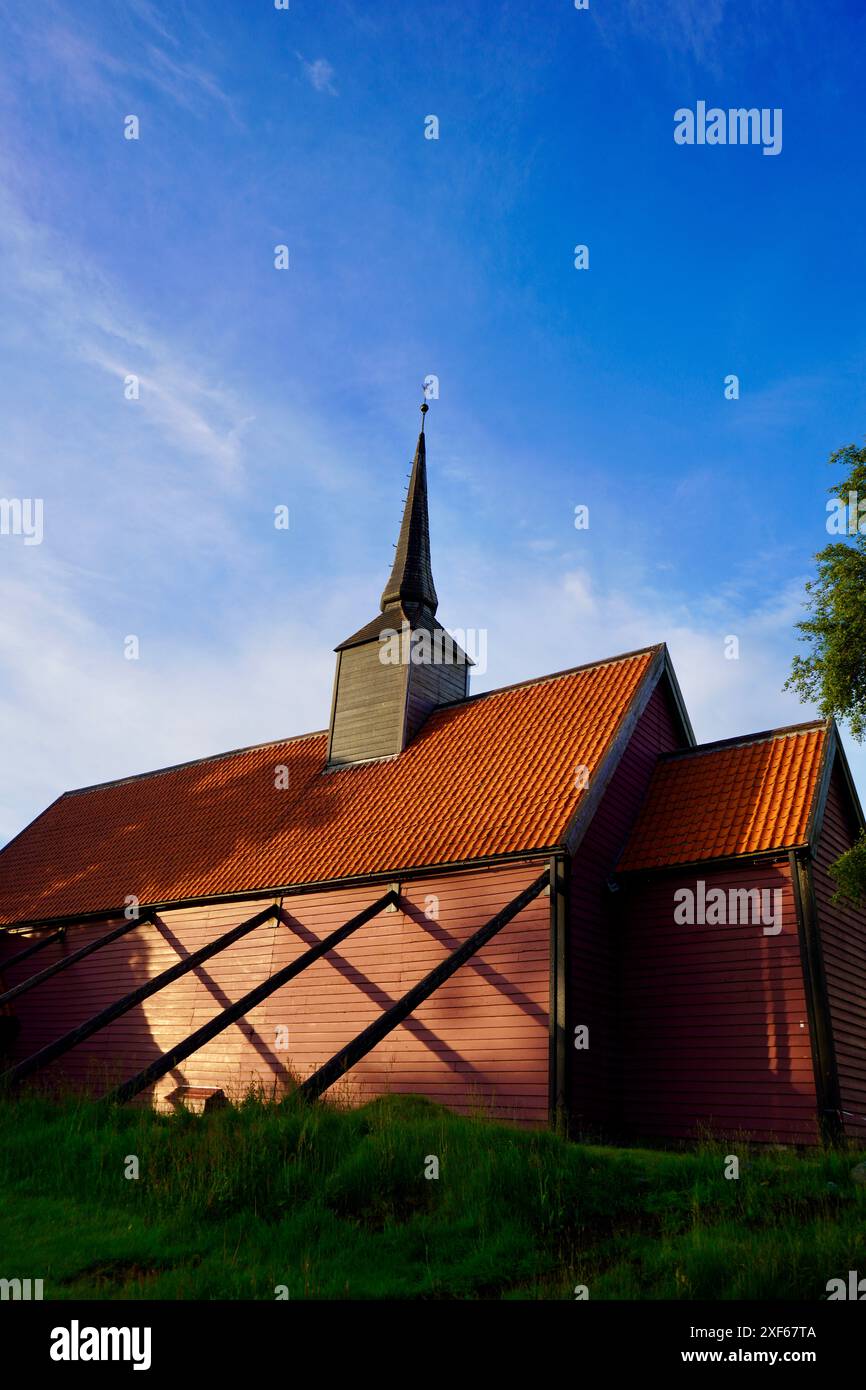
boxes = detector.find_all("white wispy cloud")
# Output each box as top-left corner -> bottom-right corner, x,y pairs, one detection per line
0,176 -> 252,485
142,41 -> 239,119
465,560 -> 825,747
80,347 -> 255,484
592,0 -> 729,69
127,0 -> 180,47
0,164 -> 361,844
297,54 -> 338,96
5,1 -> 238,122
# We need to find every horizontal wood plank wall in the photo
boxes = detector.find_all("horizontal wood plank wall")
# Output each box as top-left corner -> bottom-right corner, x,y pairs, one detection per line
0,902 -> 286,1098
811,765 -> 866,1140
264,864 -> 549,1123
0,864 -> 549,1123
618,862 -> 819,1144
568,682 -> 683,1135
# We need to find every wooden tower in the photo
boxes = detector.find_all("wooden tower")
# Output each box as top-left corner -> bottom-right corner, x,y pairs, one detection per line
327,405 -> 470,767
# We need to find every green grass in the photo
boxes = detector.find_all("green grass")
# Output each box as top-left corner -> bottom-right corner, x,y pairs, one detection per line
0,1090 -> 864,1299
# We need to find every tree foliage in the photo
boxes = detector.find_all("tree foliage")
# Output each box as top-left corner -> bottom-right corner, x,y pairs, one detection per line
786,442 -> 866,740
787,442 -> 866,903
828,831 -> 866,907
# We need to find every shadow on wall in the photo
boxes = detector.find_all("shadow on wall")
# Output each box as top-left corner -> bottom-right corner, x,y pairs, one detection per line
616,863 -> 817,1146
0,909 -> 295,1106
0,864 -> 551,1125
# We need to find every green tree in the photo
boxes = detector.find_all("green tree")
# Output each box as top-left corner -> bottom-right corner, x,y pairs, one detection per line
786,441 -> 866,902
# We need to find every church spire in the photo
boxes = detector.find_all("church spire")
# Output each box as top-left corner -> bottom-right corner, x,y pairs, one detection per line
327,401 -> 468,768
379,401 -> 438,616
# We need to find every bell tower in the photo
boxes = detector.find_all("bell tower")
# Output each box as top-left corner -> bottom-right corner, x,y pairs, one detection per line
326,405 -> 470,767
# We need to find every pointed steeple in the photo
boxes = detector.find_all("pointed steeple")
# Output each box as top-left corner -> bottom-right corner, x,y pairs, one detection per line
380,403 -> 438,616
326,401 -> 469,768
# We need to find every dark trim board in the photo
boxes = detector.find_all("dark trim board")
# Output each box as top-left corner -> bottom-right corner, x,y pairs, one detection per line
808,726 -> 866,853
658,718 -> 828,764
0,852 -> 553,934
660,647 -> 696,747
806,725 -> 841,853
548,853 -> 569,1129
324,647 -> 343,766
616,849 -> 795,882
789,849 -> 842,1144
561,647 -> 694,861
436,643 -> 667,711
561,648 -> 664,858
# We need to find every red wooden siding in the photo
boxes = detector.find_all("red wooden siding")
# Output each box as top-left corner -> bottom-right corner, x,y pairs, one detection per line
568,680 -> 683,1133
618,861 -> 819,1144
0,863 -> 549,1125
812,763 -> 866,1141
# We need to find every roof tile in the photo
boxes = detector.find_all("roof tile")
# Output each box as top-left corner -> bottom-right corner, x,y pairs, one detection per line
0,648 -> 659,924
617,725 -> 828,872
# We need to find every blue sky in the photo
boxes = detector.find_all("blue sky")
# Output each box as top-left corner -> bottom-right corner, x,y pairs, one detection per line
2,0 -> 865,843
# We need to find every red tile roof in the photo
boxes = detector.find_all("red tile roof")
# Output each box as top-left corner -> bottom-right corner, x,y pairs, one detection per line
617,723 -> 829,872
0,647 -> 661,925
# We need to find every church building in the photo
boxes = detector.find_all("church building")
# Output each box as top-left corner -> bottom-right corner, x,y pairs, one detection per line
1,409 -> 865,1145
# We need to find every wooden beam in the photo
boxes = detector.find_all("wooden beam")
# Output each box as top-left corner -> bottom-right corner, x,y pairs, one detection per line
0,929 -> 64,973
299,869 -> 550,1104
0,912 -> 154,1008
105,889 -> 398,1106
2,902 -> 280,1089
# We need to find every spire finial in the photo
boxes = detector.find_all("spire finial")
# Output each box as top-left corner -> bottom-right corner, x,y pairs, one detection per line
379,405 -> 438,615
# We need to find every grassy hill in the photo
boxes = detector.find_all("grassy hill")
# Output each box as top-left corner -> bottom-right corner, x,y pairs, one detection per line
0,1091 -> 864,1300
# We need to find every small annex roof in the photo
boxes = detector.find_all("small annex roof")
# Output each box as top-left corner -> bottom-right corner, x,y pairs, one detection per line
617,721 -> 831,873
0,645 -> 666,926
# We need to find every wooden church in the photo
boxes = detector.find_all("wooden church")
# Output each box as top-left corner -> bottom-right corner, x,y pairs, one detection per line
1,409 -> 865,1145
